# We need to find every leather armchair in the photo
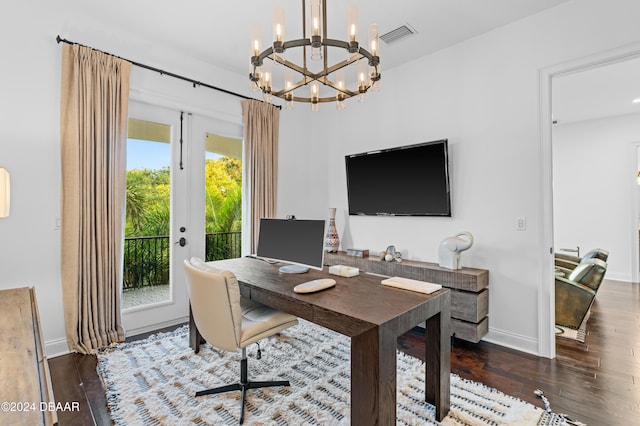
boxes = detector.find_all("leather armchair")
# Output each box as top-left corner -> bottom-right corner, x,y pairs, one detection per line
555,258 -> 607,329
555,248 -> 609,270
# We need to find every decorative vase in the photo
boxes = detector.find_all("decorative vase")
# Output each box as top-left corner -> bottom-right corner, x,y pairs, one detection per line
325,208 -> 340,252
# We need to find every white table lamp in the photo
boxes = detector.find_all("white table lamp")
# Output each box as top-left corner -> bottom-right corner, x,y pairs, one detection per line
0,167 -> 10,218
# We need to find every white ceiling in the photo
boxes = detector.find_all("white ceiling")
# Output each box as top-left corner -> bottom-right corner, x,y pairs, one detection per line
552,57 -> 640,125
64,0 -> 640,124
67,0 -> 570,76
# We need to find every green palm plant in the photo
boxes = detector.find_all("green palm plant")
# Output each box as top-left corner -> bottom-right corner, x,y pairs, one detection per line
125,184 -> 147,236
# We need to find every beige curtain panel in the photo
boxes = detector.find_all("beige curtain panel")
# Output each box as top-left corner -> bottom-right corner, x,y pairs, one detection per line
60,43 -> 131,353
241,100 -> 280,253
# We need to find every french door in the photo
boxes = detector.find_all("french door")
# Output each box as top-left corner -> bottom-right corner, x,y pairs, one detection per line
121,101 -> 190,334
122,100 -> 244,335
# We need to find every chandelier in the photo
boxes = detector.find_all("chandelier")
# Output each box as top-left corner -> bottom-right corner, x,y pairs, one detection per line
249,0 -> 381,111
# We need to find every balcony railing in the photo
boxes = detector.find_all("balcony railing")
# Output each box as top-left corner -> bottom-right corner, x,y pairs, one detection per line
123,231 -> 241,290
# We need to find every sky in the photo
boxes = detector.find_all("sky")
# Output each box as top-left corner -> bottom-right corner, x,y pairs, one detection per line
127,138 -> 222,170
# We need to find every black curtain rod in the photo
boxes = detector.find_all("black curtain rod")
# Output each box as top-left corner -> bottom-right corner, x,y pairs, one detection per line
55,35 -> 281,109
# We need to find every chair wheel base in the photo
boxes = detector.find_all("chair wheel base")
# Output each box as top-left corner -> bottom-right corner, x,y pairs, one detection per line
195,380 -> 291,424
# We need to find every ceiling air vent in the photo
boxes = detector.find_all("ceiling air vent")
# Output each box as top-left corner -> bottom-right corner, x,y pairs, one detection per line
380,24 -> 417,45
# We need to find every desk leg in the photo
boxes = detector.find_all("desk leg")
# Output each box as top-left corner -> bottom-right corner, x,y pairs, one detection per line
351,325 -> 396,425
425,291 -> 451,421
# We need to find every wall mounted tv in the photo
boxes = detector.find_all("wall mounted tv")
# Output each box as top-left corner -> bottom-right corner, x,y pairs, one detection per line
345,140 -> 451,216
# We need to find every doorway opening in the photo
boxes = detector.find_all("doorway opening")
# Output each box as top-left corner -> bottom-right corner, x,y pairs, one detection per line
541,43 -> 640,357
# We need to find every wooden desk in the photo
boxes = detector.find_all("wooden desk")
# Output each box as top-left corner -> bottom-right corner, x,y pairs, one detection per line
190,257 -> 451,424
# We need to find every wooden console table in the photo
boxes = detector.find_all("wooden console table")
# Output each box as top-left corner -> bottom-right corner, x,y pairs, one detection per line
325,252 -> 489,342
0,287 -> 57,425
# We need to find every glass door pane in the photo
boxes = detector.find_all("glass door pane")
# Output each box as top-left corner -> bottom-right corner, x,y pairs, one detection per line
204,133 -> 243,261
122,120 -> 172,309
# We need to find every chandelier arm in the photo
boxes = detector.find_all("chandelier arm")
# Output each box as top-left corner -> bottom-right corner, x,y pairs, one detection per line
251,46 -> 274,67
282,38 -> 311,49
273,80 -> 362,101
272,77 -> 311,96
358,46 -> 380,67
258,38 -> 377,72
321,55 -> 363,77
288,95 -> 359,104
268,54 -> 309,77
267,55 -> 325,81
273,77 -> 362,98
322,38 -> 374,59
320,79 -> 358,96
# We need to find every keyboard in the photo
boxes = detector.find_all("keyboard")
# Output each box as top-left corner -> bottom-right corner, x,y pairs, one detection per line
293,278 -> 336,293
381,276 -> 442,294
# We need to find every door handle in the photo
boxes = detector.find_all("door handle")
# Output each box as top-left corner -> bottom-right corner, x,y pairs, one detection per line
175,237 -> 186,247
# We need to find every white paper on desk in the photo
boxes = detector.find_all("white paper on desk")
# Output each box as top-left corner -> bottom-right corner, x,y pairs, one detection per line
381,277 -> 442,294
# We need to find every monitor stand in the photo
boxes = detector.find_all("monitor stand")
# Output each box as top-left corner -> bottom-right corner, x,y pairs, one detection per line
279,264 -> 309,274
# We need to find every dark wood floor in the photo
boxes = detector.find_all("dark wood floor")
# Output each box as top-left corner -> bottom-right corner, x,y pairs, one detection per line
49,279 -> 640,425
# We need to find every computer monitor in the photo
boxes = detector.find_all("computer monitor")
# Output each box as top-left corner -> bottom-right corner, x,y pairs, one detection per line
256,218 -> 326,273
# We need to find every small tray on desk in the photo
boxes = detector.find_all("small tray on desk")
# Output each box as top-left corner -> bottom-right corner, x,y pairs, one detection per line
328,265 -> 359,277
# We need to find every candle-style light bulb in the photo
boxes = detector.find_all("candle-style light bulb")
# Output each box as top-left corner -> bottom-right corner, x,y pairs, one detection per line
335,70 -> 346,110
368,23 -> 379,57
347,6 -> 359,42
251,24 -> 262,56
273,5 -> 285,56
309,0 -> 323,60
310,81 -> 320,112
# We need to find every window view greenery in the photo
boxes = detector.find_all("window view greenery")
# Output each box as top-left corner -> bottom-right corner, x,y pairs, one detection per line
123,148 -> 242,296
204,157 -> 243,260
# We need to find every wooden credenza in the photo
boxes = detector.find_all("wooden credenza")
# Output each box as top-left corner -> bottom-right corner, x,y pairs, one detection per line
325,252 -> 489,342
0,287 -> 57,425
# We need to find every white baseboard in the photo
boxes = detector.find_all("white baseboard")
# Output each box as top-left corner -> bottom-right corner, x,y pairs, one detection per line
483,327 -> 540,357
604,272 -> 631,282
124,316 -> 189,340
410,323 -> 541,356
45,316 -> 189,359
46,338 -> 71,359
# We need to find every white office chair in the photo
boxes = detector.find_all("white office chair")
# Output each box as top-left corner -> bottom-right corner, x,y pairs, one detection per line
184,257 -> 298,424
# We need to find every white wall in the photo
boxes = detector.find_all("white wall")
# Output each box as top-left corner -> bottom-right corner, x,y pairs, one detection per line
0,1 -> 254,356
280,0 -> 640,354
2,0 -> 640,357
277,109 -> 329,220
553,113 -> 640,281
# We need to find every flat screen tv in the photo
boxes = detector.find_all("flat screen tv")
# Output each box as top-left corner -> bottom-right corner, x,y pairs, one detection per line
345,140 -> 451,216
256,218 -> 326,272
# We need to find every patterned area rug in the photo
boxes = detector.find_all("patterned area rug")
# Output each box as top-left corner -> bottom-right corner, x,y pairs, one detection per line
97,320 -> 565,425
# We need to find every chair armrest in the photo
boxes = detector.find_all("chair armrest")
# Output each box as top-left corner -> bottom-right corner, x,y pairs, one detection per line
554,266 -> 573,277
555,277 -> 596,296
555,253 -> 581,263
555,258 -> 579,270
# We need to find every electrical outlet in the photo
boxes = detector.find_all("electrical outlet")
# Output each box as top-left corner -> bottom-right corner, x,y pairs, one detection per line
516,216 -> 526,230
